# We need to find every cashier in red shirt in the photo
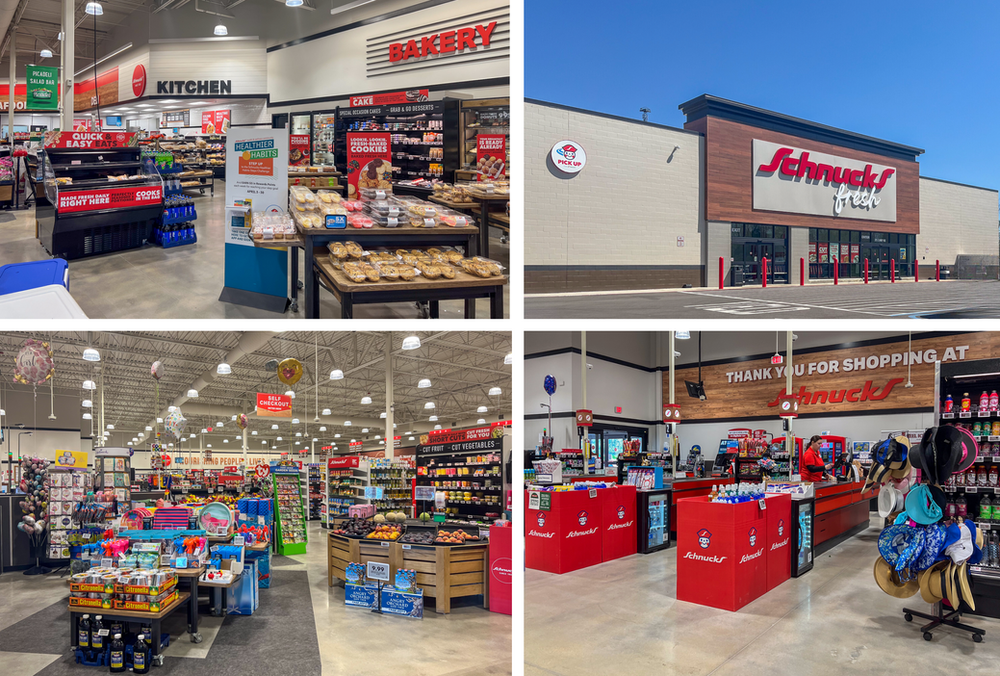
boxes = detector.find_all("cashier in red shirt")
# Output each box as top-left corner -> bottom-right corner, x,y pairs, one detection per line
800,435 -> 833,483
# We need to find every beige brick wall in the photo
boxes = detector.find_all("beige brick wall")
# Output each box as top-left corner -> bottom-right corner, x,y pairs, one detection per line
526,101 -> 704,267
918,177 -> 998,266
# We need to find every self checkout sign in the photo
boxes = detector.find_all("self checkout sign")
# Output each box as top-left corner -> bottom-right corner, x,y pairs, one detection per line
576,409 -> 593,427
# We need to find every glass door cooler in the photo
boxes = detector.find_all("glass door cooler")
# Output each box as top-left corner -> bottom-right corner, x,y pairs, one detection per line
637,488 -> 672,553
791,497 -> 814,577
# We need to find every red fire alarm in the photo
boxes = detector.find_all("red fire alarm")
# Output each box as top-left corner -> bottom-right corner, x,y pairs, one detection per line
663,404 -> 681,423
771,353 -> 783,365
777,394 -> 800,418
575,409 -> 593,427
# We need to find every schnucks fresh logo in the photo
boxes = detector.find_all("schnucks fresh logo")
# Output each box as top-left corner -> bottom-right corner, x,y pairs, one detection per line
491,558 -> 512,585
697,528 -> 712,549
749,527 -> 758,547
550,140 -> 587,174
536,512 -> 546,528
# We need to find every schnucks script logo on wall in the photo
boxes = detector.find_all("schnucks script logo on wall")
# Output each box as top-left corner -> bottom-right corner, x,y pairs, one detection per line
752,139 -> 897,222
550,140 -> 587,174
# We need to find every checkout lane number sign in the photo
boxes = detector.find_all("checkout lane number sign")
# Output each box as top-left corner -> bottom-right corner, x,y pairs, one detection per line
550,140 -> 587,174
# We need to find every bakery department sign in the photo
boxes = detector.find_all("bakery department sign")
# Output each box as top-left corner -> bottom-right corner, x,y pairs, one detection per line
753,139 -> 897,222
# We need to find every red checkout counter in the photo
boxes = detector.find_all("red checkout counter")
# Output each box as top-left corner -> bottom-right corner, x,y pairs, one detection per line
668,477 -> 734,533
813,480 -> 878,552
525,485 -> 637,574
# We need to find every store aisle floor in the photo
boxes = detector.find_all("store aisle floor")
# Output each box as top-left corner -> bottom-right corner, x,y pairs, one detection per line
0,187 -> 509,319
525,515 -> 1000,676
0,522 -> 510,675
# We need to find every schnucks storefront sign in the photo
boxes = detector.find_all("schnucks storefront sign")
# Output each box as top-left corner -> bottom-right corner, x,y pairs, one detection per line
349,90 -> 429,106
752,139 -> 897,222
57,186 -> 162,214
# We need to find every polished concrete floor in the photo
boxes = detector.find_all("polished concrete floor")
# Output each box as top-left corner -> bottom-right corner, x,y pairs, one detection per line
0,184 -> 510,319
525,515 -> 1000,676
0,521 -> 511,675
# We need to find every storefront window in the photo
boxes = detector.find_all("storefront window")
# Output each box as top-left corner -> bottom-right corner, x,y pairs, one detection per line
809,228 -> 817,242
776,226 -> 787,239
746,224 -> 761,238
732,224 -> 744,237
761,225 -> 773,238
817,228 -> 828,242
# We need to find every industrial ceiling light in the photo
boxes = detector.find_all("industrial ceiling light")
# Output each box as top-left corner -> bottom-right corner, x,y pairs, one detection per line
344,421 -> 352,426
83,380 -> 97,390
232,414 -> 237,421
214,24 -> 228,35
417,378 -> 431,389
252,430 -> 258,435
434,424 -> 442,430
319,426 -> 327,432
127,441 -> 133,446
224,439 -> 229,443
361,428 -> 369,433
82,399 -> 93,408
285,390 -> 295,398
106,424 -> 115,430
145,425 -> 152,431
477,405 -> 488,413
216,421 -> 224,428
489,386 -> 502,396
276,436 -> 283,441
217,362 -> 231,375
295,441 -> 301,445
262,440 -> 267,445
361,395 -> 372,405
292,418 -> 300,424
85,1 -> 103,15
504,353 -> 513,365
187,389 -> 199,398
286,0 -> 303,5
296,432 -> 303,437
428,415 -> 438,422
82,347 -> 100,361
271,424 -> 279,430
201,428 -> 208,434
675,331 -> 691,340
401,335 -> 420,350
334,433 -> 341,438
312,437 -> 318,442
477,418 -> 486,424
380,412 -> 387,419
350,439 -> 356,443
408,436 -> 414,441
82,413 -> 92,420
168,406 -> 178,413
206,444 -> 212,448
424,402 -> 435,409
157,417 -> 163,423
374,435 -> 381,439
329,369 -> 344,380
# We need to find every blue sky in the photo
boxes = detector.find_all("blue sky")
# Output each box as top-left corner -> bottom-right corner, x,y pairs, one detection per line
526,0 -> 1000,190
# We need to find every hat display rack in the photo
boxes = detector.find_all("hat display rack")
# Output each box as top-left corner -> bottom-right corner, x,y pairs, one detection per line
869,423 -> 988,642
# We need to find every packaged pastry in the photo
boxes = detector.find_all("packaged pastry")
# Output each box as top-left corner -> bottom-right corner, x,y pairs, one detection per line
345,241 -> 364,259
289,186 -> 318,211
434,207 -> 470,227
316,190 -> 341,204
293,211 -> 324,229
433,247 -> 465,264
415,261 -> 454,280
456,257 -> 504,278
360,186 -> 392,200
398,250 -> 433,265
328,242 -> 349,259
347,213 -> 374,229
367,210 -> 403,227
365,198 -> 403,217
342,200 -> 365,212
367,250 -> 398,263
343,261 -> 381,283
319,203 -> 348,216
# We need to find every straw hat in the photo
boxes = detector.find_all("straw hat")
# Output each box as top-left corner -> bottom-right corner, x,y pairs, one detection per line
956,562 -> 975,612
874,556 -> 919,599
919,560 -> 950,604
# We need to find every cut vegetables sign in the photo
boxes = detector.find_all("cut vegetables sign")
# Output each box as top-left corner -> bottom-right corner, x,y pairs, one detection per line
346,133 -> 392,200
476,135 -> 506,181
235,137 -> 278,176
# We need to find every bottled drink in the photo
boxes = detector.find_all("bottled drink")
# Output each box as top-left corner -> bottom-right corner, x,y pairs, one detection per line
132,634 -> 151,674
90,615 -> 105,654
78,614 -> 91,650
979,465 -> 989,487
109,633 -> 125,673
945,395 -> 954,413
992,390 -> 999,413
957,495 -> 968,518
962,393 -> 972,412
946,499 -> 957,519
981,391 -> 990,413
991,464 -> 999,488
980,495 -> 993,520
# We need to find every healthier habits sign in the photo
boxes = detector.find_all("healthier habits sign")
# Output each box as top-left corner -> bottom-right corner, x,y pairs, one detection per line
346,133 -> 391,200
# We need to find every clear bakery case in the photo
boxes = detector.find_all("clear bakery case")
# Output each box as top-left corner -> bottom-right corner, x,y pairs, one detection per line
457,98 -> 510,182
36,132 -> 164,259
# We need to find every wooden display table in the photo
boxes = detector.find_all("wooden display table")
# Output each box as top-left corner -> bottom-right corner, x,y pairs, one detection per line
69,591 -> 191,666
313,254 -> 505,319
297,222 -> 479,319
327,533 -> 490,613
465,191 -> 508,258
428,195 -> 479,212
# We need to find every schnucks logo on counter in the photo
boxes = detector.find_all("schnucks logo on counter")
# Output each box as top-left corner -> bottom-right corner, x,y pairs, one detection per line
577,510 -> 589,526
565,527 -> 598,538
770,537 -> 790,551
740,549 -> 764,564
550,140 -> 587,174
684,551 -> 726,563
491,558 -> 512,585
536,512 -> 546,527
528,530 -> 555,539
697,528 -> 712,549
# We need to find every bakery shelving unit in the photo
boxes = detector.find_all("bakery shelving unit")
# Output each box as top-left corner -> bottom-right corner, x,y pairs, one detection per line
368,458 -> 415,516
272,465 -> 308,555
307,463 -> 325,521
325,461 -> 369,527
334,100 -> 460,187
416,448 -> 505,524
456,98 -> 510,183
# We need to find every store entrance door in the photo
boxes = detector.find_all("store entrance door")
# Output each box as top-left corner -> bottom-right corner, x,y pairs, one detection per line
743,242 -> 773,284
587,424 -> 649,473
868,246 -> 892,280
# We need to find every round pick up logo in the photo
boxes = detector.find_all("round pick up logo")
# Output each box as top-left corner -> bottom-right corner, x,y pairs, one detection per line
551,140 -> 587,174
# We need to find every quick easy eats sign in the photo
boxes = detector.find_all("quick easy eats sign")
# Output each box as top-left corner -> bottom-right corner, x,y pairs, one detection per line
752,139 -> 897,222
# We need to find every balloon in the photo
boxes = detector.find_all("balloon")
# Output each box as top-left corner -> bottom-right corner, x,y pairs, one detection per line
264,359 -> 279,373
543,374 -> 557,396
151,442 -> 163,454
23,515 -> 35,526
151,361 -> 165,380
277,358 -> 303,386
238,414 -> 249,430
163,408 -> 187,441
13,339 -> 55,386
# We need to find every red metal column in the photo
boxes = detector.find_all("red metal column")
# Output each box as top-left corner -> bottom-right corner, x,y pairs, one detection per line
891,259 -> 896,283
915,260 -> 919,282
864,258 -> 869,284
719,257 -> 724,290
762,258 -> 768,288
800,257 -> 805,286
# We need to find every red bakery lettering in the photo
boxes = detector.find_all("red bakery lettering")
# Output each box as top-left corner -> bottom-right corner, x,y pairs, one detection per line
389,43 -> 404,62
439,30 -> 456,53
476,22 -> 497,46
457,27 -> 476,51
421,34 -> 439,56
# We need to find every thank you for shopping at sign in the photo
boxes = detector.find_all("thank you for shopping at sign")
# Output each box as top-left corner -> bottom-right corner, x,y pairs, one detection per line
367,561 -> 390,582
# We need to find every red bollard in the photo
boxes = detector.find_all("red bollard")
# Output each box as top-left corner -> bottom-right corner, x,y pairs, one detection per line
915,260 -> 919,282
891,259 -> 895,283
833,261 -> 839,285
719,256 -> 724,289
936,260 -> 940,282
864,258 -> 869,284
800,257 -> 805,286
762,257 -> 768,288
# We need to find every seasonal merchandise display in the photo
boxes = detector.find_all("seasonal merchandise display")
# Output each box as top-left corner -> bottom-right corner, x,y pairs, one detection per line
272,466 -> 307,554
369,458 -> 414,515
94,448 -> 132,504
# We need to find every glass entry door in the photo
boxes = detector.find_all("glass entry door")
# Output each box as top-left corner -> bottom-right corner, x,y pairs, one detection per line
743,242 -> 774,284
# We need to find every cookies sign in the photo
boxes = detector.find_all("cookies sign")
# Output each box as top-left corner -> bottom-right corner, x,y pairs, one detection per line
346,133 -> 392,200
476,135 -> 506,181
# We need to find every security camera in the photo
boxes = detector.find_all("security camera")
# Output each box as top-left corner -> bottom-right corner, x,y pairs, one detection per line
587,363 -> 593,370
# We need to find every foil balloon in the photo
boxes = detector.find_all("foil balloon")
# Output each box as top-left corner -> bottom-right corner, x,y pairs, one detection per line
543,374 -> 557,396
13,339 -> 55,385
151,442 -> 163,454
238,413 -> 249,430
163,408 -> 187,441
264,359 -> 279,373
277,358 -> 304,386
151,361 -> 165,380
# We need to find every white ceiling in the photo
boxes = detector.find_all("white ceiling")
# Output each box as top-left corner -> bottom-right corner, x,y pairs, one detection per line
0,330 -> 512,453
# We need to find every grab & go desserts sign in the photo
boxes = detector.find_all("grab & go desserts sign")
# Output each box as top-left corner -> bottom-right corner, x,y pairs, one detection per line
753,139 -> 897,222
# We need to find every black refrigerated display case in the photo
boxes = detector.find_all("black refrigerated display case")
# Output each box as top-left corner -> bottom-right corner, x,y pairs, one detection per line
637,488 -> 672,553
791,497 -> 814,577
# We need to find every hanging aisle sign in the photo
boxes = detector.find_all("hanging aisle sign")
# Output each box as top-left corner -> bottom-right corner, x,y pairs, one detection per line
220,127 -> 289,312
26,66 -> 59,110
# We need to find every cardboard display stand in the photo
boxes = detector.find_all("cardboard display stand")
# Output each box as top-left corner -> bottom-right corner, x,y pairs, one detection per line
763,492 -> 792,592
488,525 -> 512,615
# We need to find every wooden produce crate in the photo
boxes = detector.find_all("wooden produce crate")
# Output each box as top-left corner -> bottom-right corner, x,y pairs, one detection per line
328,533 -> 356,586
401,543 -> 489,614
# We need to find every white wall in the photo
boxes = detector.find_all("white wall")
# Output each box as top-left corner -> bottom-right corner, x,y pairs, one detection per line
918,177 -> 999,267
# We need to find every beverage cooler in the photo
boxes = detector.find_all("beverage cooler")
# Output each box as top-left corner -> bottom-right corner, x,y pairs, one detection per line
791,497 -> 815,577
637,488 -> 671,553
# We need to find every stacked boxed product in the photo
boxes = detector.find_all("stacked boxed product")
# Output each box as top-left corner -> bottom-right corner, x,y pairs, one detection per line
326,242 -> 504,285
70,568 -> 179,613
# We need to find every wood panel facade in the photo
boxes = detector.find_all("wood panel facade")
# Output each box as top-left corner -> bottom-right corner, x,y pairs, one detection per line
663,333 -> 998,421
690,116 -> 921,234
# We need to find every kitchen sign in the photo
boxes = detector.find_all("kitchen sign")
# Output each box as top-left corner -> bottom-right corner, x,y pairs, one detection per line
753,139 -> 897,222
156,79 -> 232,95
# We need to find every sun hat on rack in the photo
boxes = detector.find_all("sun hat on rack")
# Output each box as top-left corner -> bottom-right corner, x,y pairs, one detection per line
874,556 -> 919,599
904,485 -> 943,525
878,523 -> 926,573
918,560 -> 950,604
956,562 -> 976,611
951,425 -> 979,475
914,426 -> 964,485
913,523 -> 948,571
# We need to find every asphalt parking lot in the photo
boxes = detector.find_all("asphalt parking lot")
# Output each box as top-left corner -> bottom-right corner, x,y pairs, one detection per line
525,280 -> 1000,319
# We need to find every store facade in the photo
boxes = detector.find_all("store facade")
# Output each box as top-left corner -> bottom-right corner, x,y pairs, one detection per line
526,96 -> 998,292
